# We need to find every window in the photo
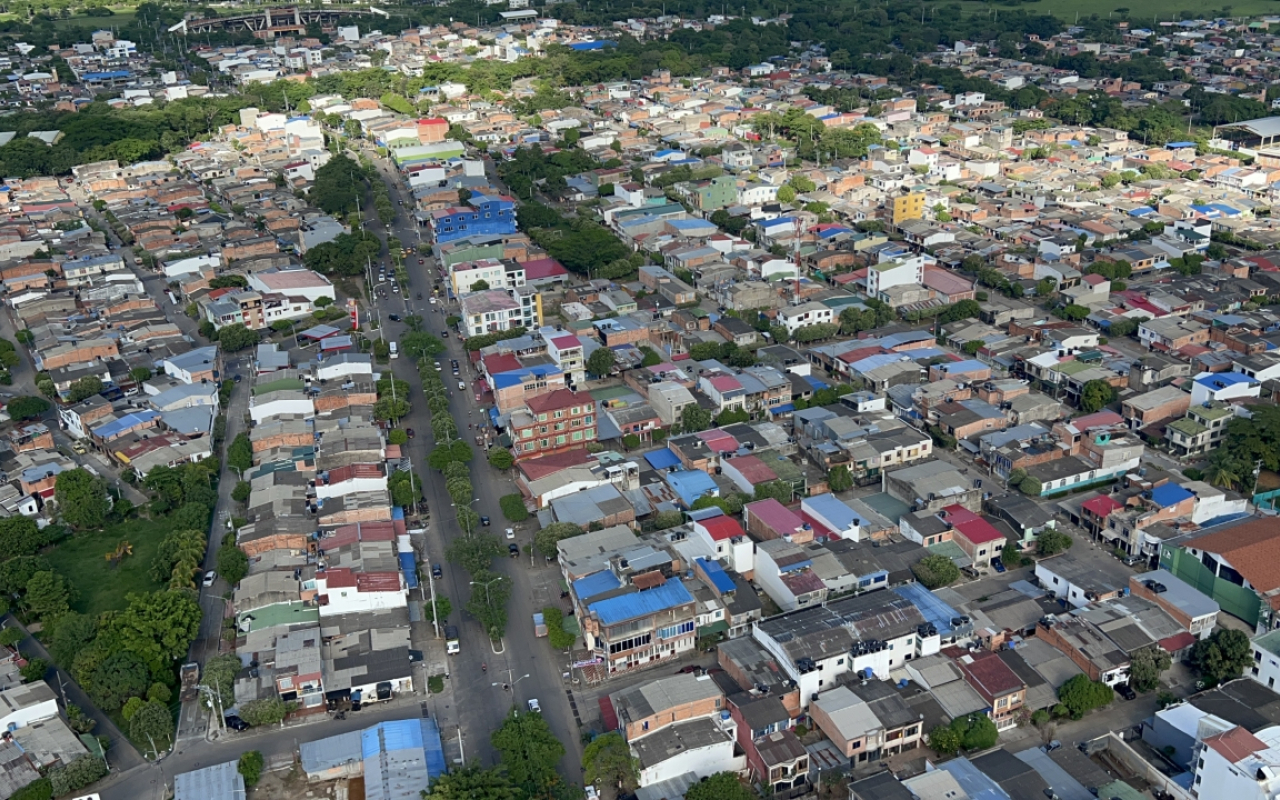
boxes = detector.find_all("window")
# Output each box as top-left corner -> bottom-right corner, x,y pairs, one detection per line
572,431 -> 583,442
657,621 -> 694,639
608,633 -> 652,654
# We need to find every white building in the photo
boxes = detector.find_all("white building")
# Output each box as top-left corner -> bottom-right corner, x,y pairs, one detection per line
247,267 -> 335,305
1189,725 -> 1280,800
314,568 -> 407,617
777,301 -> 834,336
632,716 -> 744,789
865,257 -> 923,297
1189,371 -> 1261,405
0,682 -> 58,730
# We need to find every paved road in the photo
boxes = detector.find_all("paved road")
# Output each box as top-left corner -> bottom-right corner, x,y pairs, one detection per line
368,154 -> 586,781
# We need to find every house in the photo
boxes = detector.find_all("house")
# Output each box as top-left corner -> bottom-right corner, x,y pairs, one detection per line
1129,570 -> 1219,640
1167,401 -> 1237,457
1034,552 -> 1130,609
1189,371 -> 1260,405
1187,725 -> 1280,800
955,651 -> 1025,731
939,506 -> 1006,571
608,673 -> 724,742
576,573 -> 698,676
1160,518 -> 1280,629
631,717 -> 743,790
777,302 -> 833,336
507,389 -> 597,460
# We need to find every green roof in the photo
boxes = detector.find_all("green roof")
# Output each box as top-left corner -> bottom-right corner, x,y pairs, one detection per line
1056,360 -> 1094,376
241,601 -> 319,631
1168,417 -> 1208,437
1191,403 -> 1233,422
1255,629 -> 1280,658
252,378 -> 306,396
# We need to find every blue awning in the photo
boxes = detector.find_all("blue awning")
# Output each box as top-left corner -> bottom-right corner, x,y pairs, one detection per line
769,403 -> 795,415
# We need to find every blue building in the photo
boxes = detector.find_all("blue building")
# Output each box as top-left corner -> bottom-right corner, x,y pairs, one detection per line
428,192 -> 517,243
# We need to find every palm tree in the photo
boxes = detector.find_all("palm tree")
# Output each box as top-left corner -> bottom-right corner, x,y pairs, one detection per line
1206,462 -> 1241,491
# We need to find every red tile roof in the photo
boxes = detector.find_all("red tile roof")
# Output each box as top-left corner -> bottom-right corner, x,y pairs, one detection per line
483,352 -> 522,375
1187,518 -> 1280,594
696,430 -> 738,453
319,567 -> 356,588
1158,631 -> 1196,654
1204,726 -> 1266,764
728,454 -> 777,485
517,448 -> 593,482
940,505 -> 1005,545
708,375 -> 743,393
522,257 -> 569,280
526,389 -> 584,413
745,498 -> 803,536
550,335 -> 580,350
1083,495 -> 1123,518
356,572 -> 404,592
957,651 -> 1024,702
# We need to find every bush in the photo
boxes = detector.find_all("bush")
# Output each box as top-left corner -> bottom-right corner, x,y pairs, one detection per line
238,751 -> 265,787
499,494 -> 529,522
912,554 -> 960,589
1035,530 -> 1073,556
1057,674 -> 1112,719
48,756 -> 107,797
542,606 -> 576,650
387,429 -> 408,445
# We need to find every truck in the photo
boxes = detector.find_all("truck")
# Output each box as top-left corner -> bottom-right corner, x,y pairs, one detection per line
445,625 -> 460,655
533,612 -> 547,638
179,662 -> 200,703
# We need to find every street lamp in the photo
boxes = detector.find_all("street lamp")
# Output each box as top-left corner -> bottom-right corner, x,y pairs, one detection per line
470,576 -> 503,607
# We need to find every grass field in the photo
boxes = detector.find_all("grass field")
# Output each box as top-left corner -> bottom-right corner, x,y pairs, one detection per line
967,0 -> 1275,21
46,517 -> 172,615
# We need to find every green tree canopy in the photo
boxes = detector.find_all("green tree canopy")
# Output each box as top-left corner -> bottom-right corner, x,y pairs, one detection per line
912,554 -> 960,589
54,469 -> 108,530
534,522 -> 586,558
425,767 -> 522,800
1129,645 -> 1172,693
490,708 -> 566,797
1057,674 -> 1113,719
6,396 -> 49,420
586,347 -> 616,377
684,772 -> 756,800
1191,628 -> 1253,688
583,731 -> 639,792
216,324 -> 259,352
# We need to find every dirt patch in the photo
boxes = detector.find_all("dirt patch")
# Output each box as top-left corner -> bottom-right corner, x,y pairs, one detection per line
248,763 -> 337,800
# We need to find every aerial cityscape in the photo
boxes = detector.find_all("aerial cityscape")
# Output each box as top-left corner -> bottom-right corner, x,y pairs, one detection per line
4,2 -> 1280,800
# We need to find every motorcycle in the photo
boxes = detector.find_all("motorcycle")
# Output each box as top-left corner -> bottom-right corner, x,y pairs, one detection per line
482,663 -> 487,673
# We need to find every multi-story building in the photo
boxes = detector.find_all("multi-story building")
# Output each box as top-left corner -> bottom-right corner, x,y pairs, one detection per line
891,192 -> 925,225
777,301 -> 833,336
690,174 -> 737,211
507,389 -> 596,460
1167,401 -> 1237,457
576,571 -> 698,676
429,192 -> 516,243
449,258 -> 526,297
458,287 -> 542,337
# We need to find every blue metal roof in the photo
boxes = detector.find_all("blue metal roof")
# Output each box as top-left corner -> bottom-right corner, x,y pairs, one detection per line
574,570 -> 622,603
769,403 -> 795,415
666,470 -> 718,506
362,720 -> 423,759
493,363 -> 562,389
420,718 -> 447,780
1195,371 -> 1254,388
1150,483 -> 1195,508
569,40 -> 616,50
591,579 -> 693,626
894,582 -> 964,635
92,409 -> 160,439
697,557 -> 735,594
644,448 -> 681,470
399,552 -> 419,589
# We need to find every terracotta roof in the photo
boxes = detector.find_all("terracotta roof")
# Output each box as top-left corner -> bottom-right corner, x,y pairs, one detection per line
729,454 -> 777,485
1082,495 -> 1123,517
699,515 -> 745,542
1204,725 -> 1267,764
957,651 -> 1023,702
356,572 -> 404,592
319,567 -> 356,588
942,505 -> 1005,545
526,389 -> 583,413
517,447 -> 593,482
1186,518 -> 1280,594
632,571 -> 666,590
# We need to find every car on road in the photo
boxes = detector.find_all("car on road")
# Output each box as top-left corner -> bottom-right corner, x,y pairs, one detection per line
431,564 -> 443,580
224,715 -> 249,732
429,297 -> 437,304
509,543 -> 520,557
505,527 -> 515,539
392,284 -> 400,293
481,516 -> 491,526
418,258 -> 424,264
203,571 -> 216,587
584,788 -> 599,800
1115,683 -> 1137,701
434,361 -> 442,370
440,330 -> 449,338
675,665 -> 702,674
527,698 -> 540,713
233,374 -> 242,383
406,428 -> 415,439
458,381 -> 466,390
72,442 -> 87,455
388,313 -> 401,322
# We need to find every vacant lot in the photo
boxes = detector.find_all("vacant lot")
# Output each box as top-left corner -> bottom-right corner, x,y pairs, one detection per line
45,517 -> 173,614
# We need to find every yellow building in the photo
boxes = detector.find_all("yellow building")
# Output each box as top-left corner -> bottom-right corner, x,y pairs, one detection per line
892,192 -> 925,225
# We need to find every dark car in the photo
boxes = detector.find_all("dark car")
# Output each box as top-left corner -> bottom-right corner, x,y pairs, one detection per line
440,330 -> 449,338
224,715 -> 249,731
388,313 -> 401,322
481,516 -> 491,527
675,665 -> 702,674
991,557 -> 1006,574
406,428 -> 415,439
1116,683 -> 1137,701
431,564 -> 443,580
508,543 -> 520,557
418,258 -> 425,265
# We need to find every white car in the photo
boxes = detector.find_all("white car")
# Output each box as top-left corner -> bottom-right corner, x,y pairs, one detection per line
585,788 -> 599,800
429,296 -> 437,304
203,571 -> 216,587
458,381 -> 465,390
527,698 -> 540,713
434,361 -> 442,371
505,528 -> 515,539
392,284 -> 400,293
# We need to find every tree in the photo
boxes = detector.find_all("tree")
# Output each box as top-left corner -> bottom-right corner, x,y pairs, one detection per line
240,697 -> 293,727
19,657 -> 48,684
424,594 -> 452,624
67,376 -> 104,403
130,700 -> 174,754
583,731 -> 639,793
1000,542 -> 1025,569
499,494 -> 529,522
753,480 -> 794,504
491,708 -> 565,796
231,480 -> 251,504
586,347 -> 616,378
1019,476 -> 1043,496
1058,674 -> 1113,718
1035,530 -> 1073,556
912,554 -> 960,590
48,756 -> 107,798
488,449 -> 514,471
777,185 -> 797,203
24,571 -> 72,621
6,396 -> 49,420
238,751 -> 265,787
828,465 -> 853,493
640,347 -> 663,367
535,522 -> 585,558
684,772 -> 756,800
55,469 -> 108,530
228,433 -> 253,474
216,323 -> 259,352
111,590 -> 202,677
48,613 -> 96,666
652,510 -> 685,530
953,713 -> 998,751
1080,379 -> 1116,413
928,724 -> 962,755
217,543 -> 249,587
1191,628 -> 1253,687
1130,646 -> 1172,693
85,650 -> 149,710
425,767 -> 522,800
0,627 -> 22,648
962,339 -> 985,356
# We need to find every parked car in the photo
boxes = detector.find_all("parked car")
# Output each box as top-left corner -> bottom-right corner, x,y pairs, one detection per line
991,558 -> 1006,574
440,330 -> 448,338
388,313 -> 401,322
1116,683 -> 1137,701
527,698 -> 540,712
675,665 -> 702,674
431,564 -> 443,580
233,374 -> 242,383
509,543 -> 520,557
505,528 -> 515,539
458,381 -> 466,390
224,715 -> 249,731
480,516 -> 491,526
202,571 -> 216,587
418,258 -> 424,264
406,428 -> 415,439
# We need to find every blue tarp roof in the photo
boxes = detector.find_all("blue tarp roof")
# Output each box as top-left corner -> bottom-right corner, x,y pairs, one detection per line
1128,207 -> 1155,217
420,718 -> 447,780
590,579 -> 693,626
574,570 -> 622,603
493,363 -> 562,389
769,403 -> 795,415
569,40 -> 616,50
806,377 -> 829,390
697,557 -> 735,594
1150,483 -> 1195,508
92,409 -> 160,439
399,552 -> 419,589
644,449 -> 681,470
666,469 -> 718,506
